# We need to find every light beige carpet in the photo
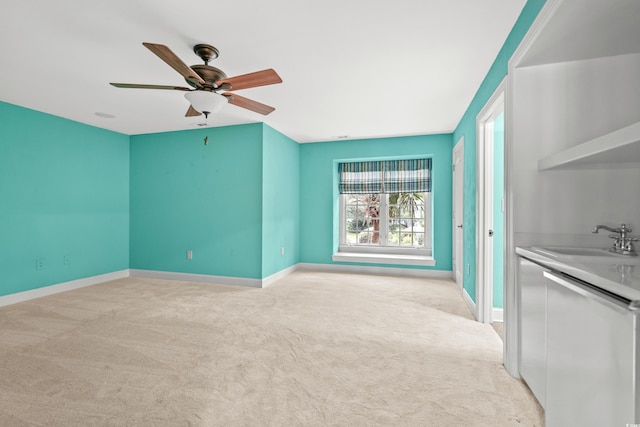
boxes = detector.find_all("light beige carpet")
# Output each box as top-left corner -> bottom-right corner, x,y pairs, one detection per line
492,322 -> 505,341
0,271 -> 543,426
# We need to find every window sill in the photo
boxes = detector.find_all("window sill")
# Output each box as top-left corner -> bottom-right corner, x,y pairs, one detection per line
331,252 -> 436,266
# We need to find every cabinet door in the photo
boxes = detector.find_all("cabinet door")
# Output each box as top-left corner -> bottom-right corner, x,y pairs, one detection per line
545,271 -> 637,427
518,257 -> 547,407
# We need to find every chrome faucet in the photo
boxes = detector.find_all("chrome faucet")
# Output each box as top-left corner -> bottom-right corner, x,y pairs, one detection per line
592,223 -> 639,256
592,224 -> 624,234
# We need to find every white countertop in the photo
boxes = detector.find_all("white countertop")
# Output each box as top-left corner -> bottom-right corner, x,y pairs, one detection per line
516,246 -> 640,302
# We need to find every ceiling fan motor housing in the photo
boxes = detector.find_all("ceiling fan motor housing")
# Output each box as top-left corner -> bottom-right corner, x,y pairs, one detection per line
188,65 -> 228,90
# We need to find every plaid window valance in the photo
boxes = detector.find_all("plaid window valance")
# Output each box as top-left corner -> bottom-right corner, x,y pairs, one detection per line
339,158 -> 432,194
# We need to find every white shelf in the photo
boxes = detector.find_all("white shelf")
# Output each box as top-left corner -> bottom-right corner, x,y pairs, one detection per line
538,121 -> 640,170
518,0 -> 640,68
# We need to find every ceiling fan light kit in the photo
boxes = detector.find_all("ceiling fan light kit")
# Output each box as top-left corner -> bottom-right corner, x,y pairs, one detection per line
184,91 -> 227,118
110,42 -> 282,118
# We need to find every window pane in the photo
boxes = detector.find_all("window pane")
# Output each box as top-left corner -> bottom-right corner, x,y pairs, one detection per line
359,194 -> 380,245
400,205 -> 413,218
371,230 -> 379,244
401,233 -> 413,246
389,193 -> 424,216
388,232 -> 400,245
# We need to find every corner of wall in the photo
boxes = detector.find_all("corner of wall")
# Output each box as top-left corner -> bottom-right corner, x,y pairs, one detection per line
260,124 -> 301,279
451,0 -> 547,302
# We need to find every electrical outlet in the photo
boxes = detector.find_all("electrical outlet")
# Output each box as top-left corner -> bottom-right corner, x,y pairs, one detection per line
36,258 -> 45,271
187,250 -> 193,260
281,246 -> 285,256
64,255 -> 71,265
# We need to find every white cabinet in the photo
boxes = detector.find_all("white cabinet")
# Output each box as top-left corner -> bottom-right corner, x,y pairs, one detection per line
518,254 -> 640,426
545,271 -> 638,427
517,257 -> 547,407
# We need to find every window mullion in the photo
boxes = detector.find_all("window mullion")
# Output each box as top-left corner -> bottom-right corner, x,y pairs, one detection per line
339,194 -> 346,245
380,194 -> 389,246
424,191 -> 431,250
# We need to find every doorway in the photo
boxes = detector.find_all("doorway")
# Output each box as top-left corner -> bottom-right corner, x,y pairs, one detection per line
476,79 -> 505,324
452,137 -> 464,290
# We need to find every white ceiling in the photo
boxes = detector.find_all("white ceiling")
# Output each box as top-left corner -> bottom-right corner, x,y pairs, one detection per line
0,0 -> 525,143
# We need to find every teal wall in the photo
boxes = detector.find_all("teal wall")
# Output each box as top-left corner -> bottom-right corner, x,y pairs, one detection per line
299,134 -> 453,270
452,0 -> 546,302
0,101 -> 130,296
129,123 -> 264,279
261,125 -> 300,277
1,0 -> 547,297
493,112 -> 504,309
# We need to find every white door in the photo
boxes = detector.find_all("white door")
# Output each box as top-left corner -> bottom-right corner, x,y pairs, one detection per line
453,138 -> 464,288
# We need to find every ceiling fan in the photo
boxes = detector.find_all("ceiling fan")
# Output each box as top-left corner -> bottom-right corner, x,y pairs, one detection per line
110,42 -> 282,118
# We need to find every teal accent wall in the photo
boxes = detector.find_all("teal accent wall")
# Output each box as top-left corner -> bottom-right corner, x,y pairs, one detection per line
299,134 -> 453,270
0,101 -> 130,296
452,0 -> 546,302
130,123 -> 264,279
493,112 -> 505,309
261,125 -> 300,277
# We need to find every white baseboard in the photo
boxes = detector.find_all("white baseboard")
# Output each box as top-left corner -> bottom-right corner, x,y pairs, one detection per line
297,263 -> 453,279
0,264 -> 454,307
0,270 -> 130,308
462,287 -> 479,321
129,269 -> 263,288
130,266 -> 302,288
492,307 -> 504,322
262,264 -> 300,288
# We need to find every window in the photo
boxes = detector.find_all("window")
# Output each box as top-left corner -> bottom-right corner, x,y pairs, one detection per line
333,159 -> 435,266
341,192 -> 430,248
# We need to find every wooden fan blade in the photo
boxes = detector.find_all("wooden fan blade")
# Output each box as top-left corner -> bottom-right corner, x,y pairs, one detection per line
185,105 -> 202,117
142,42 -> 205,86
223,93 -> 275,115
110,83 -> 191,91
217,69 -> 282,91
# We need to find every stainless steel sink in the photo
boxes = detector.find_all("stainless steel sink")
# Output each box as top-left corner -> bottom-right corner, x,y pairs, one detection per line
531,246 -> 640,263
537,247 -> 617,257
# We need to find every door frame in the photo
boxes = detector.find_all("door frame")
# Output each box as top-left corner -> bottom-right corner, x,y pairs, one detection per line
476,78 -> 506,324
452,137 -> 464,290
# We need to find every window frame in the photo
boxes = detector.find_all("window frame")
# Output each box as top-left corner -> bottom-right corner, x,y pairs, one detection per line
334,192 -> 435,266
